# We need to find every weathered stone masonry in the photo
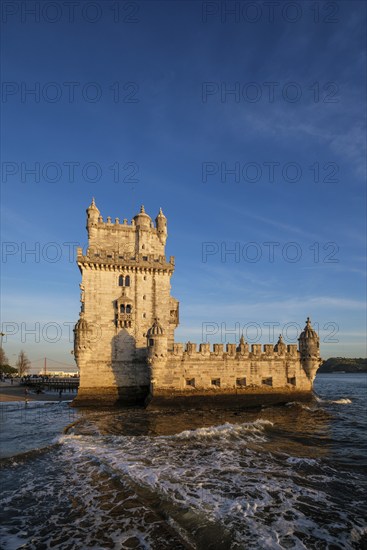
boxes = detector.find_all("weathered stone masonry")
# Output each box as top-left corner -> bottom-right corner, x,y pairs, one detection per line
73,200 -> 322,407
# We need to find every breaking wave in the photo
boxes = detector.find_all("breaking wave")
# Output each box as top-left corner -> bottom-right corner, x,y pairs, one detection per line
170,419 -> 273,441
330,398 -> 352,404
1,374 -> 366,550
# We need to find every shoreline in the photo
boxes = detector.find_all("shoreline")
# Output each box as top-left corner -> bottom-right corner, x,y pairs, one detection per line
0,382 -> 76,403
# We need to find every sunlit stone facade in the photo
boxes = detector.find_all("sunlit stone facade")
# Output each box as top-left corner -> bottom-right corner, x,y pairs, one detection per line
73,200 -> 321,407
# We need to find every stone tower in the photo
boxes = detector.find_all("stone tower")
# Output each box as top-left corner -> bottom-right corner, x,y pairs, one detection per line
73,200 -> 179,404
299,317 -> 322,382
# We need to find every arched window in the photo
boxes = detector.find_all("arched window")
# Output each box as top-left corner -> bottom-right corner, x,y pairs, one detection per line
118,275 -> 124,286
120,304 -> 125,313
125,275 -> 130,287
126,304 -> 131,314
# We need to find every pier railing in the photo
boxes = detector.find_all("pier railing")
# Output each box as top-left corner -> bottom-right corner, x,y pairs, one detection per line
21,378 -> 79,393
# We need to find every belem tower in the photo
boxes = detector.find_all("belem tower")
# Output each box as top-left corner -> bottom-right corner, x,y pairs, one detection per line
73,199 -> 322,407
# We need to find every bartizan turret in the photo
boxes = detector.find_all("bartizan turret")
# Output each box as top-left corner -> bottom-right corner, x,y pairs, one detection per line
86,197 -> 100,241
133,205 -> 151,230
146,318 -> 168,398
155,207 -> 167,246
299,317 -> 322,382
73,313 -> 91,362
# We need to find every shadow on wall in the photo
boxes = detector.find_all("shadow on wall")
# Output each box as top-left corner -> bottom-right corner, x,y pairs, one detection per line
110,328 -> 150,404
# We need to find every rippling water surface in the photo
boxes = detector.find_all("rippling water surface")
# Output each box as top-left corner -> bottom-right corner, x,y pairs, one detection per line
1,374 -> 366,549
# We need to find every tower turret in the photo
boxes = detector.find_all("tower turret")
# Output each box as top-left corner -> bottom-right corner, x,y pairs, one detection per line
147,318 -> 167,358
133,205 -> 152,229
86,198 -> 100,237
299,317 -> 322,381
73,313 -> 91,363
146,318 -> 168,400
155,207 -> 167,245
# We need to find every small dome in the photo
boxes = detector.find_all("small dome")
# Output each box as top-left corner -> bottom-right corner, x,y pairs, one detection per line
75,316 -> 89,332
299,318 -> 318,340
134,205 -> 151,228
147,318 -> 165,337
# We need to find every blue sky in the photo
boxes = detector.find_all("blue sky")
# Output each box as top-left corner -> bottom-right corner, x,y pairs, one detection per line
1,0 -> 366,371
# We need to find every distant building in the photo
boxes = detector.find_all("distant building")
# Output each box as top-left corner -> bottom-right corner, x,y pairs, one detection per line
37,370 -> 79,377
73,200 -> 321,407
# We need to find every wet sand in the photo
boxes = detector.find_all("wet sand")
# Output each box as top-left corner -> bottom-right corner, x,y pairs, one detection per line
0,382 -> 75,402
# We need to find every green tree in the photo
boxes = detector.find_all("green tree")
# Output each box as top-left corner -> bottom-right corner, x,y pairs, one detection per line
0,365 -> 17,375
16,350 -> 31,376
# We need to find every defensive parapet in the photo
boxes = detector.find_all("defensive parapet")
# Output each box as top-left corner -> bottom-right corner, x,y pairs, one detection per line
146,319 -> 321,408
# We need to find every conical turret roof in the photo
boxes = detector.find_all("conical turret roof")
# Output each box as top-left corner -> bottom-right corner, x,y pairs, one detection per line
156,207 -> 166,219
87,197 -> 99,212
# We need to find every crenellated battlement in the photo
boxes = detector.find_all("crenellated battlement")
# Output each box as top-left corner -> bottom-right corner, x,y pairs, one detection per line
169,341 -> 299,359
85,199 -> 168,256
93,215 -> 160,230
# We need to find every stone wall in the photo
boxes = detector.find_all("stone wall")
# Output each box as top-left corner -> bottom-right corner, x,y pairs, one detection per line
149,342 -> 313,396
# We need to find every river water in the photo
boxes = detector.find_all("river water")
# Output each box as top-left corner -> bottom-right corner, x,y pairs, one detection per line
0,373 -> 366,549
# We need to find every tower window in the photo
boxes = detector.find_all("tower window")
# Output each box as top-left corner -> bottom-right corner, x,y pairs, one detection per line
126,304 -> 131,314
120,304 -> 125,314
119,275 -> 130,287
149,339 -> 154,346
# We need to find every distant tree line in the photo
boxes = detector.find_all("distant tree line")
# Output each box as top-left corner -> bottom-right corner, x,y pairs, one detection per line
0,347 -> 31,376
319,357 -> 367,373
